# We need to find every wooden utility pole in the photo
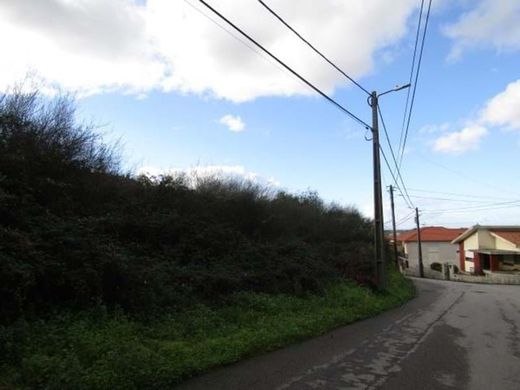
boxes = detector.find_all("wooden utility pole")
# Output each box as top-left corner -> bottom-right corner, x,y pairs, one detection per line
371,91 -> 386,290
389,185 -> 398,268
415,207 -> 424,278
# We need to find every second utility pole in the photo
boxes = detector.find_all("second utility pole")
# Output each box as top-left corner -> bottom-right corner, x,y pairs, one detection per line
389,185 -> 398,268
371,91 -> 386,290
415,207 -> 424,278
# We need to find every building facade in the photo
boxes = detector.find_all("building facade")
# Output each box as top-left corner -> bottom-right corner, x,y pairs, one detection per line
398,227 -> 466,277
452,225 -> 520,274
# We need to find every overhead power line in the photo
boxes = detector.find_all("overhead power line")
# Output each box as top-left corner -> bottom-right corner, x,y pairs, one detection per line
257,0 -> 371,96
407,187 -> 519,202
396,210 -> 416,227
414,154 -> 520,198
405,194 -> 517,204
379,145 -> 413,209
422,199 -> 520,214
378,105 -> 414,208
397,0 -> 425,161
396,216 -> 415,228
183,0 -> 307,91
422,203 -> 520,216
398,0 -> 432,168
195,0 -> 371,129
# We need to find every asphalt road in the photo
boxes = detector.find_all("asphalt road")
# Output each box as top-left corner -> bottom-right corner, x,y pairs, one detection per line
177,279 -> 520,390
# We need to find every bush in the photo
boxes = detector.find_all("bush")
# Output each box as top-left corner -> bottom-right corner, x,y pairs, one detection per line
0,271 -> 414,389
0,89 -> 376,323
430,262 -> 442,272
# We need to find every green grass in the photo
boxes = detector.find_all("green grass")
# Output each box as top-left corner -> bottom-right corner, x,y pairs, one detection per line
0,271 -> 414,389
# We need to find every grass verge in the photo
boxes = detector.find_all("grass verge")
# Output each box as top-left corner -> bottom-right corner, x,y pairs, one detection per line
0,271 -> 414,389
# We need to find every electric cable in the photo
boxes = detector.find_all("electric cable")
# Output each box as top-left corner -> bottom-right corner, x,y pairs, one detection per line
422,200 -> 520,214
407,188 -> 518,202
398,0 -> 432,168
196,0 -> 371,129
397,0 -> 425,161
379,144 -> 414,209
378,104 -> 414,208
406,194 -> 517,203
257,0 -> 371,96
183,0 -> 307,90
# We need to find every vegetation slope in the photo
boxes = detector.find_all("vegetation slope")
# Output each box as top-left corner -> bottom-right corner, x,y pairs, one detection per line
0,91 -> 413,388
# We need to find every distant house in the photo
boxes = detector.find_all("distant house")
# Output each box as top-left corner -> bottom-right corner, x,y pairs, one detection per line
451,225 -> 520,274
398,226 -> 467,277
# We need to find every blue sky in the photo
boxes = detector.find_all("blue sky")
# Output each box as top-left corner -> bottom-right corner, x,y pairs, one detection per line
2,0 -> 520,229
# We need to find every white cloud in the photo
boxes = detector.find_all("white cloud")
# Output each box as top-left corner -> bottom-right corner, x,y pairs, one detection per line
137,164 -> 280,187
480,79 -> 520,130
419,122 -> 451,134
0,0 -> 163,96
432,78 -> 520,154
0,0 -> 419,101
433,125 -> 488,154
137,165 -> 162,177
219,114 -> 245,132
443,0 -> 520,61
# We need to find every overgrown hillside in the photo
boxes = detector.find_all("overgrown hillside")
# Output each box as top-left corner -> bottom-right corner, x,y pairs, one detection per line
0,90 -> 374,322
0,91 -> 413,388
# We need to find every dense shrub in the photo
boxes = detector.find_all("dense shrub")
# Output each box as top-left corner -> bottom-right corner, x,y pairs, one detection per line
0,90 -> 376,323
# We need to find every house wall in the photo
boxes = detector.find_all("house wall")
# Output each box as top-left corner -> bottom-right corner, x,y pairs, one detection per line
462,231 -> 479,273
464,232 -> 479,250
465,259 -> 474,273
458,242 -> 465,271
404,241 -> 459,277
478,230 -> 495,249
493,235 -> 517,251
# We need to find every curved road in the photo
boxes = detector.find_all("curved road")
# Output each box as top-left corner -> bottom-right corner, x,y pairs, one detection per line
177,279 -> 520,390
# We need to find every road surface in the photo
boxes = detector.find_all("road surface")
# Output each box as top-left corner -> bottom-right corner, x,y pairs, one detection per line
177,278 -> 520,390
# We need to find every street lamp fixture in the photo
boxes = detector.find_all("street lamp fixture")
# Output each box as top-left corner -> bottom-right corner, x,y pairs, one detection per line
378,83 -> 411,98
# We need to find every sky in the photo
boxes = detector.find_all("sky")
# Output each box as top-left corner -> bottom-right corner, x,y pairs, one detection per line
2,0 -> 520,229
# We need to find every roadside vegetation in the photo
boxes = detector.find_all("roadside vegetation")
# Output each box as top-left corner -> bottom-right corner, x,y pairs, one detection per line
0,90 -> 414,388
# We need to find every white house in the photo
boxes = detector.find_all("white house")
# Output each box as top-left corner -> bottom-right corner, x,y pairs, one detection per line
398,226 -> 467,277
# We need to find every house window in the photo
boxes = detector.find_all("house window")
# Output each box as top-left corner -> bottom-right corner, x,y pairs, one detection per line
465,257 -> 473,263
503,255 -> 520,265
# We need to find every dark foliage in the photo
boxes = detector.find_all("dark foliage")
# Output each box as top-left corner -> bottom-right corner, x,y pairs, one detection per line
0,91 -> 375,323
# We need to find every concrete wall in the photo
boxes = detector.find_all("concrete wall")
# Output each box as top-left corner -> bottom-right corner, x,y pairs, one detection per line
404,241 -> 458,277
450,269 -> 520,285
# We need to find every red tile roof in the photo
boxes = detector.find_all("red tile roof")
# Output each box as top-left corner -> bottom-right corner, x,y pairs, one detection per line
397,227 -> 467,243
490,230 -> 520,246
